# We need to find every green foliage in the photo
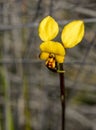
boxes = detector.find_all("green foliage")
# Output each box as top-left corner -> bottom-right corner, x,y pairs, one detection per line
0,67 -> 6,87
23,75 -> 32,130
73,90 -> 96,105
0,66 -> 14,130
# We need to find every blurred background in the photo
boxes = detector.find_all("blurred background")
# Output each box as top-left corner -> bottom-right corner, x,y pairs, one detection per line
0,0 -> 96,130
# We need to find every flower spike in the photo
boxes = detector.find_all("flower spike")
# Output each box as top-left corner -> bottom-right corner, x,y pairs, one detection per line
38,16 -> 59,41
61,20 -> 84,48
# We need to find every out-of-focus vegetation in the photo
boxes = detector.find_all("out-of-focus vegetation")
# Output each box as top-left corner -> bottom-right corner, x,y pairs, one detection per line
0,0 -> 96,130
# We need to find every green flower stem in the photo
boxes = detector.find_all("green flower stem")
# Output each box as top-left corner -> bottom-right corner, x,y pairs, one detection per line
59,64 -> 65,130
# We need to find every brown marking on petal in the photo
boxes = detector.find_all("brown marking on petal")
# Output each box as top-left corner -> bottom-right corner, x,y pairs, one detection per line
45,53 -> 58,72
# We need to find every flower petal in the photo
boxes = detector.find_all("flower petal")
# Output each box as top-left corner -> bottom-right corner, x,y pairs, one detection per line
38,16 -> 59,41
56,55 -> 65,63
61,20 -> 84,48
40,41 -> 65,56
39,52 -> 49,60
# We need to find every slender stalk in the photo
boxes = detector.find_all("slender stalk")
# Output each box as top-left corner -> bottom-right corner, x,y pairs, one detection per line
59,64 -> 65,130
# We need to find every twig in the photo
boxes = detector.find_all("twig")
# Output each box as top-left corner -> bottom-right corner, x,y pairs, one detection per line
53,1 -> 96,17
49,0 -> 53,16
0,18 -> 96,31
33,0 -> 42,20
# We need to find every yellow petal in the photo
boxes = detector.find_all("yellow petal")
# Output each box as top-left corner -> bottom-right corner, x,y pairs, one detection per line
38,16 -> 59,41
61,20 -> 84,48
56,55 -> 65,63
39,52 -> 49,60
40,41 -> 65,56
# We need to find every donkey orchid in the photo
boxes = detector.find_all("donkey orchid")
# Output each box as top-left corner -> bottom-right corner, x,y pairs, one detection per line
38,16 -> 84,72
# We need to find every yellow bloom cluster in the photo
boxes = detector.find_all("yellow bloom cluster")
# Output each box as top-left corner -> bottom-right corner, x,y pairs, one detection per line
38,16 -> 84,63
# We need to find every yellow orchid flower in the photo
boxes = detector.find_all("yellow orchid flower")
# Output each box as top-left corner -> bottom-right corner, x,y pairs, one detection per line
38,16 -> 85,72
